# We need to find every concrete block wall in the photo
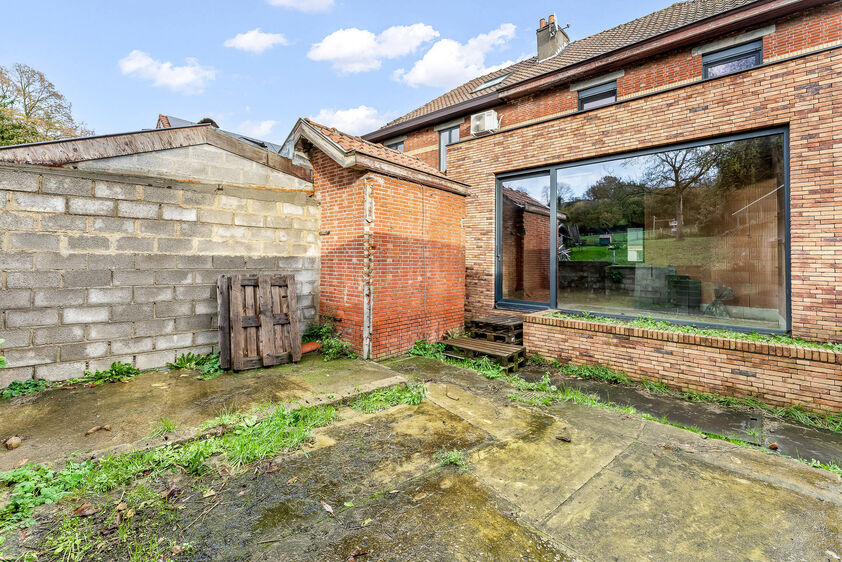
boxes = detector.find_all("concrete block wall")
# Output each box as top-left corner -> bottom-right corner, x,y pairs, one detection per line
74,144 -> 312,191
0,164 -> 319,385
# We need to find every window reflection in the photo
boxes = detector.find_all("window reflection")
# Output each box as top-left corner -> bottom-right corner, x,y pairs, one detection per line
556,134 -> 786,330
500,174 -> 551,302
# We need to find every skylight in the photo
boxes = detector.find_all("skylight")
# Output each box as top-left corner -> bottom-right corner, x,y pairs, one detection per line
471,73 -> 511,93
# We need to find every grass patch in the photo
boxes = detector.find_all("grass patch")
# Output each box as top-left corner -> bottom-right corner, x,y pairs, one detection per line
0,402 -> 339,531
548,311 -> 842,352
558,363 -> 631,384
0,380 -> 430,531
349,382 -> 427,413
433,449 -> 469,472
148,417 -> 178,438
167,352 -> 224,380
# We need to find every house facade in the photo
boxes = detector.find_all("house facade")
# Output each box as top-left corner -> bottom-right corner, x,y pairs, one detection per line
361,0 -> 842,410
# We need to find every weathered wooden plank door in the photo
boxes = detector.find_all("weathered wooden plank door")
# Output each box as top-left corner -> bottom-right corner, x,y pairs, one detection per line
223,274 -> 301,371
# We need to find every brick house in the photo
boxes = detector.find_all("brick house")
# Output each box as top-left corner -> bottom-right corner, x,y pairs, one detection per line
358,0 -> 842,410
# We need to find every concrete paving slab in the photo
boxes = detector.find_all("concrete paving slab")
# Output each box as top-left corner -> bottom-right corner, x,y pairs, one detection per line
0,355 -> 400,470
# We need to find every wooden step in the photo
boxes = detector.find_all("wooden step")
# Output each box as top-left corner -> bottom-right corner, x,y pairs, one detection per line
468,315 -> 524,345
444,337 -> 526,372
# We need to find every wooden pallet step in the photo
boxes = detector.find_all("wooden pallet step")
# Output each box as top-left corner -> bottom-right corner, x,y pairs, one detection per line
445,337 -> 525,358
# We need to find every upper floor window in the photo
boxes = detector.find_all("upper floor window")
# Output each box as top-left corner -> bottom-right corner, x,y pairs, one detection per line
578,81 -> 617,111
385,140 -> 404,152
702,39 -> 762,79
472,73 -> 511,93
439,125 -> 460,172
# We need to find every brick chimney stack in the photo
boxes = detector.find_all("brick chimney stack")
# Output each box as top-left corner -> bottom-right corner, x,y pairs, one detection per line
536,13 -> 570,62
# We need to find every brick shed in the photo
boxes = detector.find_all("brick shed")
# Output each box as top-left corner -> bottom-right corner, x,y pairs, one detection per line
289,119 -> 468,359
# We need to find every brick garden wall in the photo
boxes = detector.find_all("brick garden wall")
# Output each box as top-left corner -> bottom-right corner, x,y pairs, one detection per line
525,312 -> 842,413
0,164 -> 319,385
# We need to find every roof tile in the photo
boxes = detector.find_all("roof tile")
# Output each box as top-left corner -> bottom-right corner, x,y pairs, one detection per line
381,0 -> 757,129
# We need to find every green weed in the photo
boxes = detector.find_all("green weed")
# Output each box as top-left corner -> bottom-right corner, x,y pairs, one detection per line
44,516 -> 96,562
148,417 -> 178,438
549,311 -> 842,352
0,339 -> 7,369
433,449 -> 469,472
79,362 -> 140,385
304,321 -> 356,361
349,382 -> 427,413
168,352 -> 224,380
1,378 -> 50,399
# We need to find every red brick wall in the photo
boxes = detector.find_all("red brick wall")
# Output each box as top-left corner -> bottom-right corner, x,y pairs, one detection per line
525,312 -> 842,413
311,149 -> 466,358
448,45 -> 842,342
310,151 -> 367,351
369,175 -> 466,358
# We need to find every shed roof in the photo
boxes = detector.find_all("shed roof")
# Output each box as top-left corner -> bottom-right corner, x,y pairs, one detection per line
291,119 -> 468,195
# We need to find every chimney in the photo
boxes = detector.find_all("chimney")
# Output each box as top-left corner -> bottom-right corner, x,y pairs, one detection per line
536,13 -> 570,62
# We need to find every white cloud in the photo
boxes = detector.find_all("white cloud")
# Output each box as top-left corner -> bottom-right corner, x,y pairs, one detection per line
224,28 -> 288,54
238,120 -> 277,138
311,105 -> 388,135
119,50 -> 217,95
268,0 -> 333,12
308,24 -> 439,74
395,23 -> 517,89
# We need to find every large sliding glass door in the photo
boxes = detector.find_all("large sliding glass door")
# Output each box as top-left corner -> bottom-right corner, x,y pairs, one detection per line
495,128 -> 790,332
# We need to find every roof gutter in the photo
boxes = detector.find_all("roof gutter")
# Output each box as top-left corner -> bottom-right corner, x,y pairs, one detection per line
363,0 -> 831,142
362,92 -> 498,142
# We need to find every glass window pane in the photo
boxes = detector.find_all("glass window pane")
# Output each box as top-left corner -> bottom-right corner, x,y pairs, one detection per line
556,133 -> 786,331
580,91 -> 616,110
705,54 -> 759,78
500,174 -> 552,302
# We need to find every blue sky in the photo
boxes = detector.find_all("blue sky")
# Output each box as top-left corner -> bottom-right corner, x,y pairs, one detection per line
2,0 -> 669,142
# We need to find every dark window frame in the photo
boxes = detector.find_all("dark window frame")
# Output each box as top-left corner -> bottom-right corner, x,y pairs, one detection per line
577,80 -> 617,111
494,126 -> 791,334
702,39 -> 763,79
438,125 -> 460,172
385,140 -> 404,152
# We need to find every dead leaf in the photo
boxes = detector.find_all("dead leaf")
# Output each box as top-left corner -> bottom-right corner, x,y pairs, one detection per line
103,425 -> 112,431
265,464 -> 279,474
285,476 -> 298,485
320,500 -> 334,516
85,426 -> 102,436
171,545 -> 184,555
15,458 -> 29,468
237,489 -> 250,497
203,490 -> 216,498
5,436 -> 22,450
554,433 -> 572,443
161,484 -> 179,500
124,509 -> 135,519
348,550 -> 368,561
71,503 -> 100,517
116,502 -> 128,512
388,490 -> 400,494
769,442 -> 779,450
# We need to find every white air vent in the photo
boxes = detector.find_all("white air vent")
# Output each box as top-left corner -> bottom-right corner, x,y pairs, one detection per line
470,110 -> 499,136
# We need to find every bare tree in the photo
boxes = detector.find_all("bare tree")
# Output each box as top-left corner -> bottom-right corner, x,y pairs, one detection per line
644,148 -> 715,240
0,64 -> 92,140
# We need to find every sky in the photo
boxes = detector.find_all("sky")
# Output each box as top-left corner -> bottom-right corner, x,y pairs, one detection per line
1,0 -> 671,143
